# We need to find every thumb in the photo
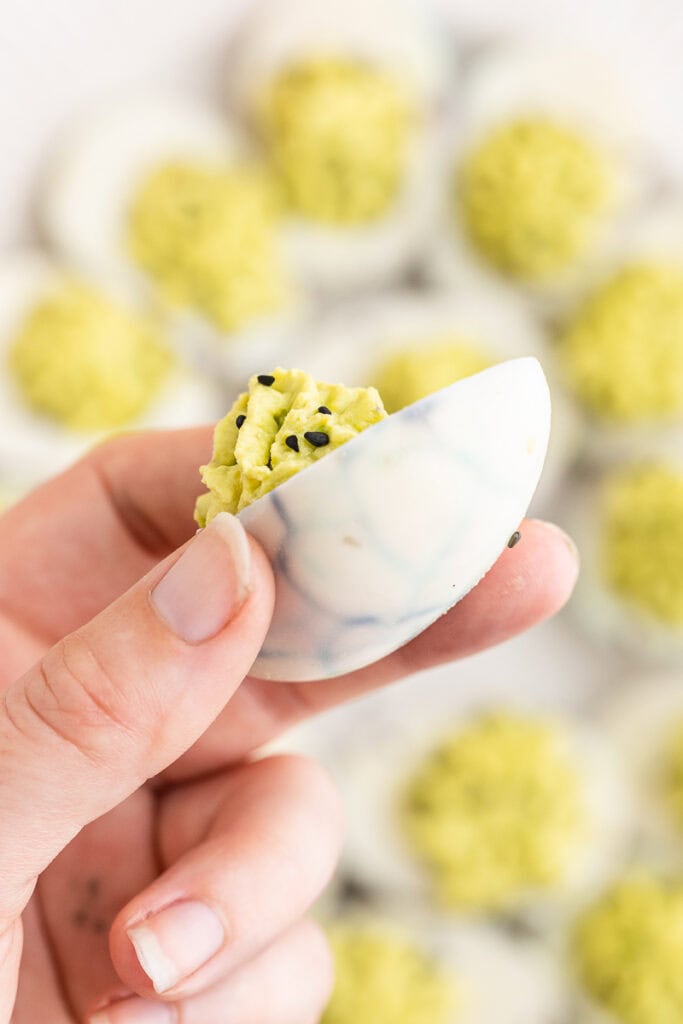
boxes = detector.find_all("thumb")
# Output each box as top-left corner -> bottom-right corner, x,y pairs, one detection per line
0,512 -> 273,926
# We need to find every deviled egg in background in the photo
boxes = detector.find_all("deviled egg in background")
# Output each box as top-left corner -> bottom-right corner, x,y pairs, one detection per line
39,96 -> 305,382
0,251 -> 218,481
225,0 -> 454,294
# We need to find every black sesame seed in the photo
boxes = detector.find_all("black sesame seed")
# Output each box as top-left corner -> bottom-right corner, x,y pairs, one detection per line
507,530 -> 522,549
236,414 -> 246,429
257,374 -> 275,386
317,405 -> 332,415
285,434 -> 299,452
304,431 -> 330,448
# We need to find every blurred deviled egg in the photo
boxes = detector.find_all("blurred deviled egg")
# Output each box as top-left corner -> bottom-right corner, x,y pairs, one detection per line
300,288 -> 579,507
226,0 -> 452,293
322,910 -> 567,1024
557,201 -> 683,462
339,707 -> 631,930
567,457 -> 683,662
0,252 -> 217,479
40,96 -> 302,381
432,45 -> 641,309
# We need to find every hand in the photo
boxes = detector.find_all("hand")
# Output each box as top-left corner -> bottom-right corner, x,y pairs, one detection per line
0,428 -> 578,1024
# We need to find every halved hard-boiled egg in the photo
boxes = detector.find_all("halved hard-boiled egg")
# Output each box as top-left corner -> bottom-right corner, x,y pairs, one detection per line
0,251 -> 218,481
225,0 -> 453,293
322,909 -> 568,1024
431,45 -> 641,309
39,96 -> 303,382
566,457 -> 683,662
193,357 -> 550,681
336,704 -> 631,929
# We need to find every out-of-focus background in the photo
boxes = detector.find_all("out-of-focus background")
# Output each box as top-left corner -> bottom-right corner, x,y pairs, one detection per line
1,1 -> 683,1020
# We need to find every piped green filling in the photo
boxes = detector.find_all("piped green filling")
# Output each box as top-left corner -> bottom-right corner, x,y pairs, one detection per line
559,262 -> 683,422
322,923 -> 455,1024
372,336 -> 493,414
259,57 -> 414,224
128,161 -> 289,331
458,118 -> 609,280
401,713 -> 585,911
8,282 -> 174,431
195,367 -> 387,523
573,874 -> 683,1024
600,463 -> 683,626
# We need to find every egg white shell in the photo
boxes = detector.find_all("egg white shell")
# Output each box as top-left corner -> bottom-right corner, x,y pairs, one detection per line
297,288 -> 579,511
565,462 -> 683,663
39,95 -> 304,383
336,699 -> 633,930
239,357 -> 550,681
555,199 -> 683,466
324,908 -> 569,1024
225,0 -> 453,294
0,251 -> 223,483
429,45 -> 644,313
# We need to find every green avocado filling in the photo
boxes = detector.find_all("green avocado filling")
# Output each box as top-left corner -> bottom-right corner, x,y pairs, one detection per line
600,463 -> 683,626
322,923 -> 456,1024
371,337 -> 493,414
259,57 -> 414,224
458,118 -> 610,280
128,161 -> 289,332
573,874 -> 683,1023
8,282 -> 174,431
194,367 -> 387,523
401,713 -> 585,911
559,262 -> 683,422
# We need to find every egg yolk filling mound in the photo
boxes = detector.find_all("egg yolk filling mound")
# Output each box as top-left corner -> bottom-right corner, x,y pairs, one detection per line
560,262 -> 683,422
259,57 -> 414,225
661,721 -> 683,832
600,463 -> 683,626
573,874 -> 683,1024
195,367 -> 387,524
322,924 -> 455,1024
458,118 -> 609,280
401,713 -> 585,911
128,161 -> 289,332
372,337 -> 492,413
8,283 -> 174,431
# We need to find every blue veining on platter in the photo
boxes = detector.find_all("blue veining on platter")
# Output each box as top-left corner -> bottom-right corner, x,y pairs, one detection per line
239,358 -> 551,682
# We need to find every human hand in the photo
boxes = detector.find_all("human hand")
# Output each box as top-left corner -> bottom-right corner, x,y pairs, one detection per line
0,427 -> 578,1023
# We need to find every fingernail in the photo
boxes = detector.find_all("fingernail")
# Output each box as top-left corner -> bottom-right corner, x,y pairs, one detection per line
151,512 -> 251,644
128,900 -> 225,994
89,998 -> 175,1023
532,519 -> 580,564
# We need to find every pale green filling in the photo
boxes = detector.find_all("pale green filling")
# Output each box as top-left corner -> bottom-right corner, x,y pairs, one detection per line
600,463 -> 683,626
195,367 -> 387,523
560,262 -> 683,422
573,875 -> 683,1023
371,336 -> 493,414
401,713 -> 585,911
259,57 -> 414,224
322,924 -> 456,1024
8,282 -> 174,431
128,161 -> 289,331
458,118 -> 609,280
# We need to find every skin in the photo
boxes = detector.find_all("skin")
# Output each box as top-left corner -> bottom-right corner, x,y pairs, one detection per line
0,427 -> 579,1023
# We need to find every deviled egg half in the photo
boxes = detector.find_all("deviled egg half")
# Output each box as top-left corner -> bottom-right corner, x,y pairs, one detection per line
556,201 -> 683,462
567,457 -> 683,661
321,910 -> 568,1024
337,705 -> 631,931
299,289 -> 579,508
40,96 -> 302,382
431,45 -> 641,310
569,869 -> 683,1024
226,0 -> 452,293
0,252 -> 217,481
194,357 -> 550,680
